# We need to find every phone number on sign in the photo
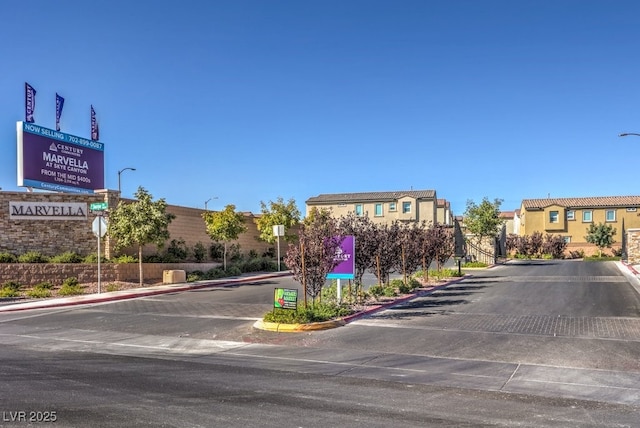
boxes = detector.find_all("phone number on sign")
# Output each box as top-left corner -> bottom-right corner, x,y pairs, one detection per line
2,411 -> 57,423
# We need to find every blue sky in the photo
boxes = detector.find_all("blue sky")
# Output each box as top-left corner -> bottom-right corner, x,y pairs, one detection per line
2,0 -> 640,216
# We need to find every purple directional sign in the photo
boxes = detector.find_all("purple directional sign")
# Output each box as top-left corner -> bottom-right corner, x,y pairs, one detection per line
327,235 -> 355,280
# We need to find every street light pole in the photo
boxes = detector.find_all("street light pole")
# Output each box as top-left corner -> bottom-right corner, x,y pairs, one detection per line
619,133 -> 640,137
117,167 -> 136,194
205,197 -> 218,211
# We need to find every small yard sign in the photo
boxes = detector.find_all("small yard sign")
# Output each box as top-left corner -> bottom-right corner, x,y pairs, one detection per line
274,288 -> 298,310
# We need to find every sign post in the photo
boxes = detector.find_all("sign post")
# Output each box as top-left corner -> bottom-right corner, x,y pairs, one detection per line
92,213 -> 108,293
273,225 -> 285,271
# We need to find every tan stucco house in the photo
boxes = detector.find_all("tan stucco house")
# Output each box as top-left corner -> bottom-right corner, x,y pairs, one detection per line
518,195 -> 640,254
305,190 -> 439,226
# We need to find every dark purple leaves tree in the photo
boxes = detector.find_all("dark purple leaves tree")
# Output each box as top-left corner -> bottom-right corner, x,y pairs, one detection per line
284,208 -> 342,306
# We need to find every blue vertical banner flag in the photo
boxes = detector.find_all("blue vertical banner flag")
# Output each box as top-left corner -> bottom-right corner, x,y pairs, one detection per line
55,93 -> 65,131
25,82 -> 36,123
90,105 -> 100,141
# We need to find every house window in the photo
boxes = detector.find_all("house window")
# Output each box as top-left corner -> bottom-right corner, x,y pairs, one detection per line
355,204 -> 363,216
402,202 -> 411,213
582,210 -> 592,222
549,211 -> 559,223
567,210 -> 575,220
606,210 -> 616,222
389,202 -> 397,212
374,203 -> 383,217
563,236 -> 571,243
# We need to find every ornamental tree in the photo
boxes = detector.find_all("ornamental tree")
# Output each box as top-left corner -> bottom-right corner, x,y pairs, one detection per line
203,204 -> 248,270
463,197 -> 504,247
108,186 -> 176,286
254,197 -> 301,244
585,222 -> 616,257
284,208 -> 342,306
370,221 -> 402,286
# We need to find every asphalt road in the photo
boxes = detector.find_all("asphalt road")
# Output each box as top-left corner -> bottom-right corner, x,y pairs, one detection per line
0,260 -> 639,427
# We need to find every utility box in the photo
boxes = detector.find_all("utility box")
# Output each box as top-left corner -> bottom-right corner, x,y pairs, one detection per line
163,270 -> 186,284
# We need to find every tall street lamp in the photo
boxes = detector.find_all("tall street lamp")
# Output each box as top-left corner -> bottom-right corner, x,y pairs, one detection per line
118,167 -> 136,194
619,133 -> 640,137
205,196 -> 218,211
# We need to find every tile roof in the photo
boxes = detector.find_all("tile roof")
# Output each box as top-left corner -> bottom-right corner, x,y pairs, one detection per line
306,190 -> 436,204
521,196 -> 640,210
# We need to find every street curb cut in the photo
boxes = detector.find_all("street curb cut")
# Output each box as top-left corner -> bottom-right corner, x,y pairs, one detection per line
0,272 -> 293,313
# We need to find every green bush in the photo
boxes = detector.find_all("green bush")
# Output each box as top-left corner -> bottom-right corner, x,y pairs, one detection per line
368,284 -> 385,298
18,251 -> 50,263
111,254 -> 136,263
187,270 -> 205,282
82,253 -> 110,263
50,251 -> 83,263
58,277 -> 84,296
224,266 -> 242,277
0,281 -> 21,298
263,303 -> 352,324
193,242 -> 207,263
0,252 -> 18,263
209,243 -> 224,260
142,254 -> 164,263
166,238 -> 189,261
105,283 -> 121,292
26,283 -> 52,298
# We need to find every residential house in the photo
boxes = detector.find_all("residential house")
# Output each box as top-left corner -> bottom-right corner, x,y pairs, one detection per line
518,196 -> 640,255
499,211 -> 516,235
305,190 -> 438,226
437,199 -> 454,226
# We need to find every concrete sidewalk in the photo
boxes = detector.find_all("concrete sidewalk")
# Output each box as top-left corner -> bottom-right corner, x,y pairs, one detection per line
0,271 -> 293,313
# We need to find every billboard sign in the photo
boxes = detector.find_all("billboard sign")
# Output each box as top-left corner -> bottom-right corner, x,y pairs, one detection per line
16,121 -> 104,194
327,235 -> 355,280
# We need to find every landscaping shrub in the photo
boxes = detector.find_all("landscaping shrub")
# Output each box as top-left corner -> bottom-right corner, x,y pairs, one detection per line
58,277 -> 84,296
105,283 -> 121,292
18,251 -> 49,263
187,270 -> 205,282
193,242 -> 206,263
50,251 -> 83,263
26,281 -> 54,298
166,238 -> 189,262
82,253 -> 110,263
0,252 -> 18,263
111,254 -> 136,263
263,303 -> 352,324
0,281 -> 21,298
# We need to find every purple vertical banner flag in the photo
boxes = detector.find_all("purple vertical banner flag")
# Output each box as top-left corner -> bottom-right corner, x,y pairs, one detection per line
25,82 -> 36,123
327,235 -> 355,279
55,93 -> 64,131
90,105 -> 100,141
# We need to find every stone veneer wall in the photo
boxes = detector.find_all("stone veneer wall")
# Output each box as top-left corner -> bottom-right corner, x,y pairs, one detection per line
0,190 -> 112,256
0,262 -> 221,287
627,229 -> 640,265
0,190 -> 279,261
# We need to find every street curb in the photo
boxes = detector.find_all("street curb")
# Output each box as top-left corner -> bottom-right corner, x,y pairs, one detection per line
0,271 -> 293,313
